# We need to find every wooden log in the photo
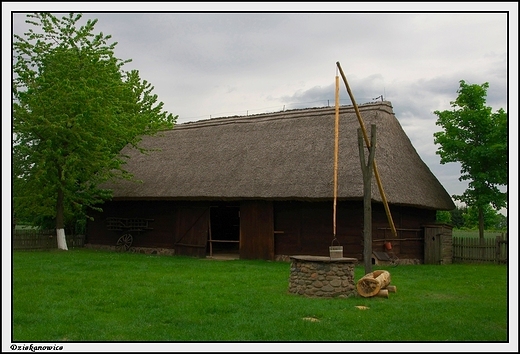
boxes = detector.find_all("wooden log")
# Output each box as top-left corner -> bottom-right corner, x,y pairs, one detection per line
386,285 -> 397,293
375,289 -> 389,298
356,270 -> 391,297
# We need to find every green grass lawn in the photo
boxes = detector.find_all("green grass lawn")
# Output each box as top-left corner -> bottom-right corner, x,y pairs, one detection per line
452,229 -> 507,239
11,249 -> 509,344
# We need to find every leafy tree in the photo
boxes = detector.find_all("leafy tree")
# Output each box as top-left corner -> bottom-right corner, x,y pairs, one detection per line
494,213 -> 507,231
433,80 -> 507,240
463,204 -> 504,231
435,210 -> 452,224
13,13 -> 176,249
449,205 -> 466,229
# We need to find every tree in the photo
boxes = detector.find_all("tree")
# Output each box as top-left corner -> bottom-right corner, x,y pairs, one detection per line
13,13 -> 176,249
435,210 -> 452,224
494,213 -> 507,231
449,205 -> 466,229
463,204 -> 501,230
433,80 -> 507,240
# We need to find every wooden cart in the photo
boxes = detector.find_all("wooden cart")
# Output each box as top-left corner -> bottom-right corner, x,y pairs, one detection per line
105,217 -> 154,252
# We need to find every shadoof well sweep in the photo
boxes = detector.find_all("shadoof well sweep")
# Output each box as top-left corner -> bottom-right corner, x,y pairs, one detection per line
288,62 -> 397,298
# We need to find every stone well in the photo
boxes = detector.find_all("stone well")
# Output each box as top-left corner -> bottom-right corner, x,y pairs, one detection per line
288,255 -> 358,298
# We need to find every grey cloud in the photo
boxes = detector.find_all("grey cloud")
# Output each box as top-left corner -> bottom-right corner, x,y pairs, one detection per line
10,11 -> 511,207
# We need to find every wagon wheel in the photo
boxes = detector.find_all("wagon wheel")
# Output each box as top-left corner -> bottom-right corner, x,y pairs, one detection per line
116,233 -> 133,252
388,251 -> 399,267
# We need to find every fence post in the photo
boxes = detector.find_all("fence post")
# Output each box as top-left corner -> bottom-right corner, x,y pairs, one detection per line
495,235 -> 502,264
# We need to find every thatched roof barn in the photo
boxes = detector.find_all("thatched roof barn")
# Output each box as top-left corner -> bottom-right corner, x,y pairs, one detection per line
109,101 -> 452,207
87,101 -> 455,262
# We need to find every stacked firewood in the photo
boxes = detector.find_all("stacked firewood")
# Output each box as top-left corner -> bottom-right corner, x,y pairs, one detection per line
356,270 -> 397,298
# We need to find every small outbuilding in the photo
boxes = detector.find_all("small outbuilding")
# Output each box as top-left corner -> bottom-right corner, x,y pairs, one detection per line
86,101 -> 455,262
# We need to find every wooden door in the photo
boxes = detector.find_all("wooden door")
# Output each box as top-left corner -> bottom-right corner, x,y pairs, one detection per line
174,206 -> 210,258
424,225 -> 441,264
240,201 -> 274,260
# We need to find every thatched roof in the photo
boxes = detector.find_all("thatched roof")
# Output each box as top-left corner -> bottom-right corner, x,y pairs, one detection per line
107,101 -> 455,210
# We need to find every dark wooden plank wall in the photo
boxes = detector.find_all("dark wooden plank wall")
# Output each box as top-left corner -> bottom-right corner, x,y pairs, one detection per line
86,208 -> 112,245
274,201 -> 364,258
274,201 -> 436,260
86,200 -> 178,248
240,201 -> 274,260
87,200 -> 437,260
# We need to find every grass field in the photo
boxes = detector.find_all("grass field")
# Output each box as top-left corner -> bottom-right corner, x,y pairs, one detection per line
452,229 -> 507,239
10,248 -> 510,346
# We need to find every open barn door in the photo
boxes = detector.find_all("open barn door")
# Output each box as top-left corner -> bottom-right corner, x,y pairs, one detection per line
174,206 -> 210,258
208,204 -> 240,258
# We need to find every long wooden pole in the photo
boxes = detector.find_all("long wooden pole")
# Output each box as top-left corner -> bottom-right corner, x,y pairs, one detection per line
358,125 -> 377,274
333,74 -> 340,237
336,61 -> 397,239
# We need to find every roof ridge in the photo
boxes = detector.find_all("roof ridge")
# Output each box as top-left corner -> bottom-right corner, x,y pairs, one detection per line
175,101 -> 393,130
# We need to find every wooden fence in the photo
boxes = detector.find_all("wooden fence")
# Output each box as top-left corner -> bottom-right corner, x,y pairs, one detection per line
452,235 -> 508,264
13,229 -> 86,250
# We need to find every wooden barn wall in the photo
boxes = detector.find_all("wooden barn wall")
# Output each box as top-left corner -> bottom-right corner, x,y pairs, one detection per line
86,200 -> 178,248
87,200 -> 211,257
87,199 -> 437,261
240,201 -> 274,260
273,201 -> 436,260
380,205 -> 436,260
273,201 -> 363,258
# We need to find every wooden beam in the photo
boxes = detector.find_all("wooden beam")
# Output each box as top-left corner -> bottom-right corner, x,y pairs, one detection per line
333,74 -> 340,238
336,61 -> 397,240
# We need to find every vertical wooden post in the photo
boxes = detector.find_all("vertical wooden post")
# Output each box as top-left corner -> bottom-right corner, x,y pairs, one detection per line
333,75 -> 340,237
495,235 -> 502,263
208,209 -> 213,257
358,125 -> 377,274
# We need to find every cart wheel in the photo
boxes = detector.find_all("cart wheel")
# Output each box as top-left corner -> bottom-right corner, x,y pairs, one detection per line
389,252 -> 399,267
116,233 -> 133,252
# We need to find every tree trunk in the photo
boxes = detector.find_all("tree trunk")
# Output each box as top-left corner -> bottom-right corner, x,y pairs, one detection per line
56,228 -> 67,250
478,207 -> 485,240
56,185 -> 68,251
478,206 -> 484,258
356,270 -> 391,297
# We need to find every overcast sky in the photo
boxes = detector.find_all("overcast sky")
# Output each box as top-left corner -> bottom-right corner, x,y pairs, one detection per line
5,3 -> 517,217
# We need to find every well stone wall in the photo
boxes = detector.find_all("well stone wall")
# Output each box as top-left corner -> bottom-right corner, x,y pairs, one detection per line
288,256 -> 358,298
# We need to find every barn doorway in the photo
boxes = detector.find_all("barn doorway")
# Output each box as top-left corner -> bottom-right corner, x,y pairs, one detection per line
208,204 -> 240,258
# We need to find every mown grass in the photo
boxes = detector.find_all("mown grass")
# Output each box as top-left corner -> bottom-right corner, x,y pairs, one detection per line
452,229 -> 507,239
12,249 -> 509,343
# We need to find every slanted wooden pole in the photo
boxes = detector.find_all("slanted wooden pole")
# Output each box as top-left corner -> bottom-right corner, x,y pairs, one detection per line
333,74 -> 340,238
336,61 -> 397,239
358,125 -> 376,274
